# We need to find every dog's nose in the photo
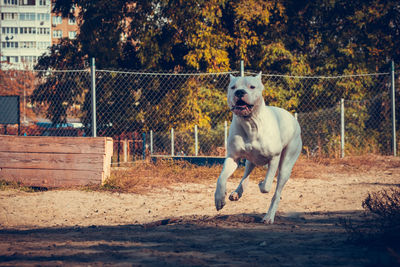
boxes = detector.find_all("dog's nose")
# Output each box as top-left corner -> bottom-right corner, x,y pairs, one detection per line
235,89 -> 247,98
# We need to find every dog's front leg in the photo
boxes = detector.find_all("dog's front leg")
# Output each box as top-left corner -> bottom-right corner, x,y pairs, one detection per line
258,155 -> 280,193
229,160 -> 255,201
215,157 -> 238,211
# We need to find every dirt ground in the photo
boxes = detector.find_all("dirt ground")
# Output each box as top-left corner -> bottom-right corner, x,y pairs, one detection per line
0,155 -> 400,266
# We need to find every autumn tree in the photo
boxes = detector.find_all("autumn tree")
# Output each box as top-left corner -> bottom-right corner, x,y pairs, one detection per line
34,0 -> 399,139
52,0 -> 129,69
33,39 -> 88,125
49,0 -> 400,74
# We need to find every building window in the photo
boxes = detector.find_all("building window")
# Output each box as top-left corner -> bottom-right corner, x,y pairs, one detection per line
52,16 -> 62,25
37,13 -> 50,21
37,27 -> 50,35
20,41 -> 36,48
68,31 -> 76,39
2,27 -> 18,34
37,42 -> 50,49
21,56 -> 36,63
38,0 -> 47,5
20,27 -> 36,34
3,0 -> 18,5
1,13 -> 18,20
53,30 -> 62,38
1,42 -> 19,48
68,17 -> 76,25
19,0 -> 35,5
20,13 -> 36,21
2,56 -> 19,63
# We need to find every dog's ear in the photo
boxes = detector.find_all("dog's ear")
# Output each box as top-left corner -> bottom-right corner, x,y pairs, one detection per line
257,72 -> 265,90
229,74 -> 236,82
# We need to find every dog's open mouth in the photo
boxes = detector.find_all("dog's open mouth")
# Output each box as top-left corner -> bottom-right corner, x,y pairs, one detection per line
232,99 -> 254,117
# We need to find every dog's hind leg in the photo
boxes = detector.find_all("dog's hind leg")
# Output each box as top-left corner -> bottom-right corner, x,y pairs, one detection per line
258,155 -> 280,193
263,135 -> 302,224
229,160 -> 255,201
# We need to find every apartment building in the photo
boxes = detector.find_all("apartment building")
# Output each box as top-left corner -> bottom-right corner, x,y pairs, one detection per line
0,0 -> 51,69
0,0 -> 78,69
51,0 -> 78,45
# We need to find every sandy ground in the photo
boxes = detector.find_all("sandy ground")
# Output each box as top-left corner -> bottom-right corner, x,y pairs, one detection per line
0,156 -> 400,266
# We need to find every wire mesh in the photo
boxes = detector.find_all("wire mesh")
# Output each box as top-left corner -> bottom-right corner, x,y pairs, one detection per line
0,67 -> 396,159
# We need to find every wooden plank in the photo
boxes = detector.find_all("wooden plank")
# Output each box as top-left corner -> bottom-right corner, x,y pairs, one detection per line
0,168 -> 103,187
0,135 -> 111,154
102,138 -> 113,184
0,151 -> 104,171
0,136 -> 113,187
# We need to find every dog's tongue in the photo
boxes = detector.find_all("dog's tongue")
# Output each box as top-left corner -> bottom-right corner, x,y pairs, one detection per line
235,99 -> 248,109
233,105 -> 250,116
232,99 -> 253,116
235,104 -> 247,110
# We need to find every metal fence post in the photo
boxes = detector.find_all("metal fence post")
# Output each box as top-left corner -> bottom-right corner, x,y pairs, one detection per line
123,138 -> 128,163
90,57 -> 97,137
171,128 -> 174,156
240,60 -> 244,77
142,133 -> 146,160
150,130 -> 153,155
117,136 -> 120,167
194,125 -> 198,156
391,60 -> 397,156
340,99 -> 345,158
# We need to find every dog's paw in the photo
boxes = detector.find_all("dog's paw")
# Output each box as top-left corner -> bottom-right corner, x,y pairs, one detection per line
215,198 -> 226,211
229,191 -> 240,201
262,214 -> 275,224
214,191 -> 226,211
258,181 -> 270,194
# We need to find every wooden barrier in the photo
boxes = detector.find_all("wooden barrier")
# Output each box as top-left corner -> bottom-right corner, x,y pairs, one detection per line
0,135 -> 113,187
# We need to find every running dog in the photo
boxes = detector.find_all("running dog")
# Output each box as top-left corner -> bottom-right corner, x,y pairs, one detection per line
214,73 -> 302,224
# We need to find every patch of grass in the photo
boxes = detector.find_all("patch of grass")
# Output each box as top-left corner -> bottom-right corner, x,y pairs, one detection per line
90,159 -> 270,194
0,180 -> 44,192
312,154 -> 400,173
99,159 -> 225,194
2,155 -> 397,194
93,155 -> 400,194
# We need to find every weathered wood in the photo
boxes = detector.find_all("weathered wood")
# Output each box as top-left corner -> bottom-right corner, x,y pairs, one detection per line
103,139 -> 113,184
0,168 -> 103,187
0,152 -> 104,170
0,135 -> 113,187
0,135 -> 108,154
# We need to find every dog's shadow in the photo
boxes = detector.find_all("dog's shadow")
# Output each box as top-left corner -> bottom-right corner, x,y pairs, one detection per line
143,210 -> 362,229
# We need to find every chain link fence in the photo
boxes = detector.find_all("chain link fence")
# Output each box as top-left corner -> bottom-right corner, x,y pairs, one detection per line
0,65 -> 398,163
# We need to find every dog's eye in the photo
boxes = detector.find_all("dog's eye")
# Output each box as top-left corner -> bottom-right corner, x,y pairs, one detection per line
250,85 -> 256,89
231,86 -> 236,90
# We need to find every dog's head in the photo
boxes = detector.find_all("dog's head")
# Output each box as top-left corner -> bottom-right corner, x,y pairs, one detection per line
227,72 -> 264,118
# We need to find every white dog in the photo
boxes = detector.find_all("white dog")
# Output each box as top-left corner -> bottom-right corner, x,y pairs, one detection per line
214,73 -> 302,224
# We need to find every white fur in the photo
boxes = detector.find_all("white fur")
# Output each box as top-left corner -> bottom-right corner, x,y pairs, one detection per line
214,73 -> 302,224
